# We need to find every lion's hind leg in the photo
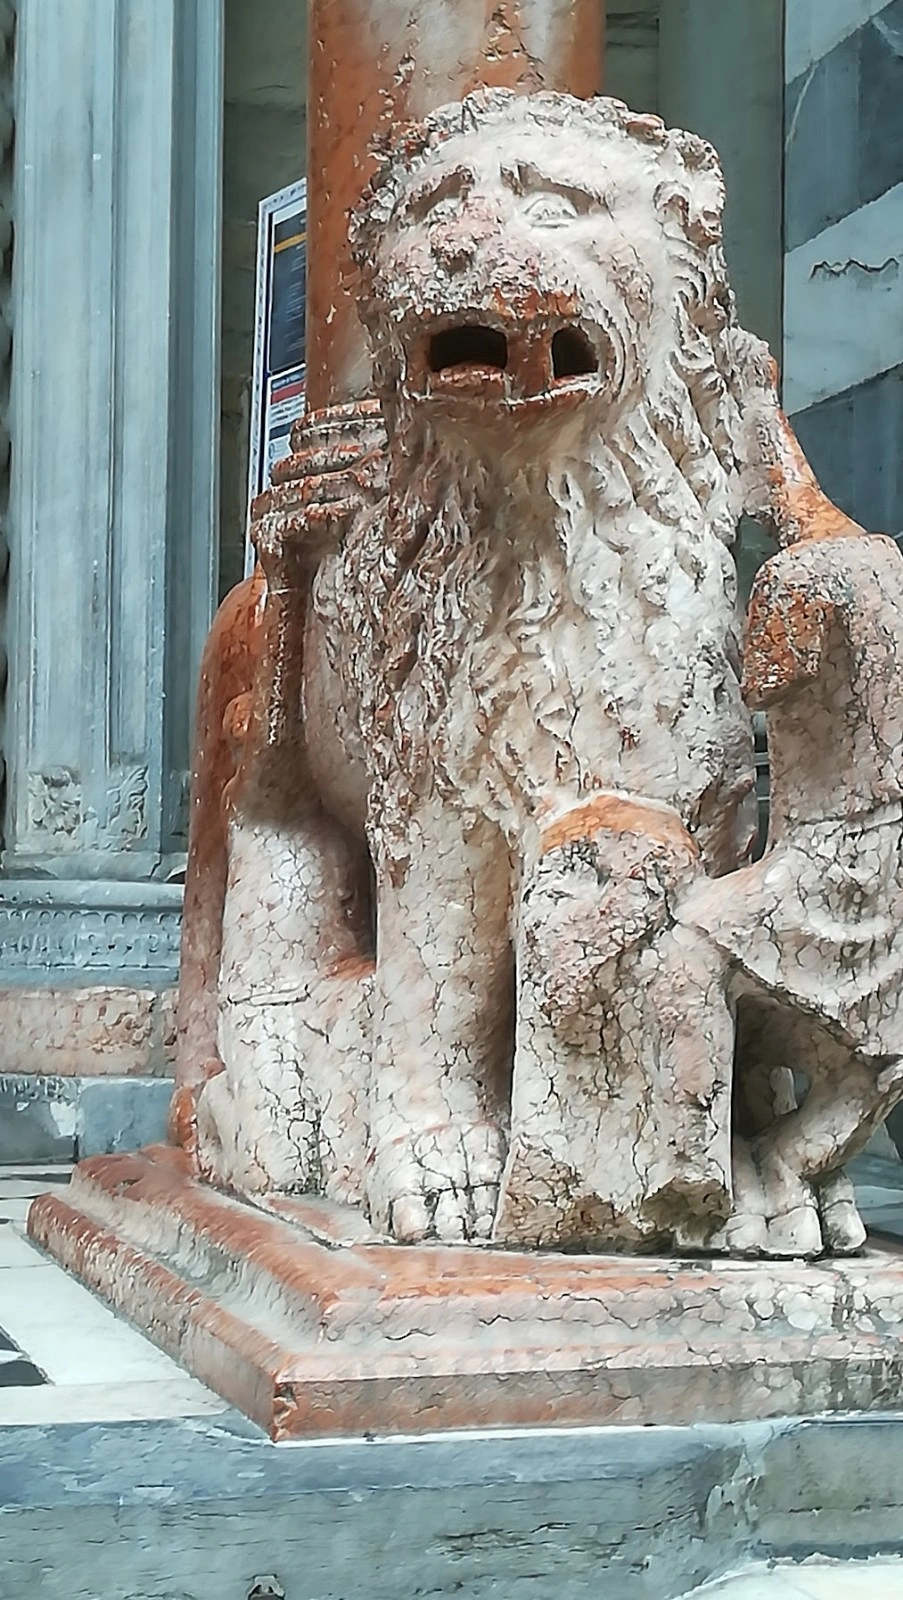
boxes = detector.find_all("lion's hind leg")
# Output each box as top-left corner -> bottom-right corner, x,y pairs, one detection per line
495,799 -> 734,1251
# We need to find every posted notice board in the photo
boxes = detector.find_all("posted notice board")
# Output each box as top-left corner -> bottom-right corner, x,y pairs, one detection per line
245,178 -> 308,575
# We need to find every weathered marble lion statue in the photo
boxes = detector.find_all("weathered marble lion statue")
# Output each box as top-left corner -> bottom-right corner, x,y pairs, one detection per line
174,90 -> 903,1259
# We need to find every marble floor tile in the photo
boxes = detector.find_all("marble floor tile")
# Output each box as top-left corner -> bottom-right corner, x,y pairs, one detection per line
687,1564 -> 903,1597
0,1165 -> 228,1420
0,1171 -> 73,1199
0,1377 -> 228,1426
790,1563 -> 903,1598
0,1226 -> 48,1267
0,1164 -> 73,1177
0,1261 -> 123,1326
0,1263 -> 186,1384
686,1575 -> 810,1597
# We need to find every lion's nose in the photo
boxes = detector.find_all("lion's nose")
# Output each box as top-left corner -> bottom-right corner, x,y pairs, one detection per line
431,232 -> 473,273
429,211 -> 497,274
430,224 -> 476,273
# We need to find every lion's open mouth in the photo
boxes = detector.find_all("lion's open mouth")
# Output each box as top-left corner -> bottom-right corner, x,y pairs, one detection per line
429,324 -> 509,376
550,327 -> 599,382
416,319 -> 602,406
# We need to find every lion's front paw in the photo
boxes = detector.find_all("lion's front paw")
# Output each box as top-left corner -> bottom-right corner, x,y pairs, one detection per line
366,1120 -> 506,1244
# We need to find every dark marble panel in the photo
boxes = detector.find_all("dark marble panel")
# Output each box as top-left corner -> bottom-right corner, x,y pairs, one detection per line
791,362 -> 903,540
0,1359 -> 45,1388
77,1076 -> 171,1159
786,29 -> 861,252
791,390 -> 858,523
860,0 -> 903,211
0,1078 -> 76,1165
851,355 -> 903,534
787,2 -> 903,254
0,1076 -> 172,1166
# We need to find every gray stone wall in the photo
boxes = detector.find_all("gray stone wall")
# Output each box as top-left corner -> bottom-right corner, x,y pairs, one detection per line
606,0 -> 660,112
0,0 -> 222,993
609,1 -> 784,600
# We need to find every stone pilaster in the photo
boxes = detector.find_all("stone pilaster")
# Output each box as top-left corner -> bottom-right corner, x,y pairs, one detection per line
2,0 -> 223,989
0,0 -> 14,858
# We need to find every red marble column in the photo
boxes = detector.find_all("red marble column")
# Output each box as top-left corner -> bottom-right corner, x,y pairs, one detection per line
172,0 -> 605,1143
305,0 -> 606,411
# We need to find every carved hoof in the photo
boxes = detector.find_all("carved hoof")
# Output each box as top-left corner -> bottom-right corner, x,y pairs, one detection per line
816,1170 -> 867,1255
711,1210 -> 768,1257
762,1201 -> 823,1259
366,1121 -> 506,1244
712,1137 -> 825,1259
712,1200 -> 823,1259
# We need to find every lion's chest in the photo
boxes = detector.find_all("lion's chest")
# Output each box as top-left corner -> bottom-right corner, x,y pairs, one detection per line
322,510 -> 754,863
417,541 -> 751,836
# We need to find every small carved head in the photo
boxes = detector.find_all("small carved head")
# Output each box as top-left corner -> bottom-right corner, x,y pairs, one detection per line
351,89 -> 736,434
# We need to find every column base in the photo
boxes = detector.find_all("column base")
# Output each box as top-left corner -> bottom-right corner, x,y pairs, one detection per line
28,1144 -> 903,1442
0,983 -> 176,1078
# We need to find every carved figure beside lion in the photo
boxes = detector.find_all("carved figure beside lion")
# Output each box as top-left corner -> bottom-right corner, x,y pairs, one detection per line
173,90 -> 903,1259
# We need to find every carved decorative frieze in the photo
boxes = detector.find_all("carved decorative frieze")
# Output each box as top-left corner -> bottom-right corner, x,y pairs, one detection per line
0,883 -> 182,978
25,768 -> 82,842
24,765 -> 149,850
107,765 -> 149,845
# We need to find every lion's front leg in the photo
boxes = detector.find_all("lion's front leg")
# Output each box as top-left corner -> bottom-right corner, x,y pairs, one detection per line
365,801 -> 514,1244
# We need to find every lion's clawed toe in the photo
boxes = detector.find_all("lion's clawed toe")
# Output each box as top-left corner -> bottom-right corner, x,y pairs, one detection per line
366,1120 -> 507,1243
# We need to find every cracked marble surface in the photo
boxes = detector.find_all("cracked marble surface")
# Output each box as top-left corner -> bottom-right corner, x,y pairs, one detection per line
168,88 -> 903,1260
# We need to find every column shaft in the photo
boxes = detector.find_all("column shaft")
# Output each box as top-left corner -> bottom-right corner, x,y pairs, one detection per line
306,0 -> 605,410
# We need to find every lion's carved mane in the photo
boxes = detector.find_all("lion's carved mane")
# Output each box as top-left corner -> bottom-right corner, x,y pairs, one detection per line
314,91 -> 773,875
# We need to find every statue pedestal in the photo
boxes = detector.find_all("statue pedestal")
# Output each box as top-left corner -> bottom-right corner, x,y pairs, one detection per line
28,1145 -> 903,1441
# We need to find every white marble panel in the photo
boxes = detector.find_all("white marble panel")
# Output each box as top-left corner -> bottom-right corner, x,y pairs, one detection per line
0,1262 -> 181,1384
682,1562 -> 903,1597
784,181 -> 903,414
786,0 -> 894,83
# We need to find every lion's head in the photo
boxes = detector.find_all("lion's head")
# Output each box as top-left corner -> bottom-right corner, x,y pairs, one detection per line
351,88 -> 751,465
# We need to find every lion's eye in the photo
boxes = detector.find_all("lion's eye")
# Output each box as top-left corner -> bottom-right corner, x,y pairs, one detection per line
423,197 -> 457,226
523,194 -> 579,227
